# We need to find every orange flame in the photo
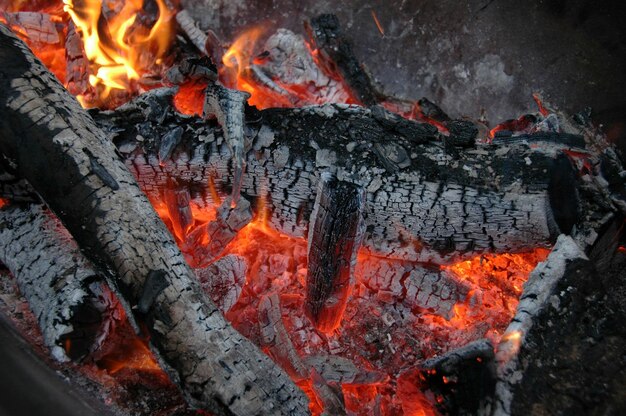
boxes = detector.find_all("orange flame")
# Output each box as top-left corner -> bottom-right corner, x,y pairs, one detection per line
63,0 -> 173,104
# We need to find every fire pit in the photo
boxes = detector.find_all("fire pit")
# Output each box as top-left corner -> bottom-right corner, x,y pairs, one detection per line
1,1 -> 625,415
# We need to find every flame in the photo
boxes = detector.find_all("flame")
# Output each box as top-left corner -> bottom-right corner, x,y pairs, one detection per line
63,0 -> 173,104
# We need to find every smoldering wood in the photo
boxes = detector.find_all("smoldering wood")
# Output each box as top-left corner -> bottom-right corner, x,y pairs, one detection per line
305,14 -> 379,106
203,82 -> 249,203
195,254 -> 246,313
310,368 -> 347,416
305,174 -> 365,332
254,29 -> 352,106
410,338 -> 496,415
492,235 -> 588,416
98,87 -> 621,267
163,178 -> 194,241
302,355 -> 388,385
258,292 -> 309,381
1,12 -> 59,44
0,203 -> 115,362
184,196 -> 252,267
355,256 -> 471,319
64,21 -> 90,97
0,24 -> 309,416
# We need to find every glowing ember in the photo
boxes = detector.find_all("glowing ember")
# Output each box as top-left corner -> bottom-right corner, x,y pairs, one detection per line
152,197 -> 549,415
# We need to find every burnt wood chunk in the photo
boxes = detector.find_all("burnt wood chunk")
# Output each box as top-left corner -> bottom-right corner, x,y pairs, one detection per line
2,12 -> 59,44
258,292 -> 309,380
184,196 -> 252,267
356,257 -> 471,319
195,254 -> 246,313
0,24 -> 309,415
163,178 -> 194,241
306,14 -> 379,106
417,97 -> 451,123
0,204 -> 114,362
64,21 -> 89,96
176,9 -> 208,55
305,174 -> 365,332
203,82 -> 249,204
400,339 -> 496,415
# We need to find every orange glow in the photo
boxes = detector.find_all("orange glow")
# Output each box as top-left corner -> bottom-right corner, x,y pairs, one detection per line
148,187 -> 550,415
63,0 -> 174,106
0,198 -> 8,208
173,81 -> 207,115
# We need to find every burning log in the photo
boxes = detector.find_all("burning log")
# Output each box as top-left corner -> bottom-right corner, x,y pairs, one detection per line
0,203 -> 116,362
305,173 -> 365,332
103,90 -> 618,265
0,24 -> 309,415
64,21 -> 90,97
492,235 -> 589,415
1,11 -> 60,44
398,339 -> 496,415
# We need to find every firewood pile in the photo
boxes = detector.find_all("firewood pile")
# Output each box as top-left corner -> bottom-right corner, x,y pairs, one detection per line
1,2 -> 625,415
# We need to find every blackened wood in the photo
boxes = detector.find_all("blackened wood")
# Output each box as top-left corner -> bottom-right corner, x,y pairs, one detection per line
1,12 -> 59,44
305,174 -> 365,332
0,203 -> 113,362
101,91 -> 621,266
401,339 -> 496,415
0,24 -> 309,416
203,82 -> 249,203
305,14 -> 379,106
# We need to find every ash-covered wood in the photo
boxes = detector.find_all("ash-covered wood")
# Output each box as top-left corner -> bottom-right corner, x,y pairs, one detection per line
100,88 -> 620,267
0,24 -> 309,416
184,196 -> 252,267
305,174 -> 365,332
258,292 -> 309,380
356,257 -> 471,319
305,14 -> 379,106
176,9 -> 208,55
303,355 -> 387,385
195,254 -> 246,313
492,235 -> 588,415
0,203 -> 115,362
203,82 -> 249,203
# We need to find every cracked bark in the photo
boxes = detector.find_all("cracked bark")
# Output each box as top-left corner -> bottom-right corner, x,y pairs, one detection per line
0,203 -> 114,362
0,24 -> 309,416
101,88 -> 620,267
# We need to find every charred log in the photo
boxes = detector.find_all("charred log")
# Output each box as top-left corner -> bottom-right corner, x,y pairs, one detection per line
0,24 -> 309,416
98,89 -> 622,267
305,174 -> 365,332
0,203 -> 115,362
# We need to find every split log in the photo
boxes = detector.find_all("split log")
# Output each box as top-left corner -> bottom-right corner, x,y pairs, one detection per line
0,24 -> 309,416
0,203 -> 116,362
100,89 -> 620,266
305,173 -> 365,331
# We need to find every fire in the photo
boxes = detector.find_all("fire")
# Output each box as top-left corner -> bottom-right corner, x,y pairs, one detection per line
148,193 -> 550,415
63,0 -> 174,105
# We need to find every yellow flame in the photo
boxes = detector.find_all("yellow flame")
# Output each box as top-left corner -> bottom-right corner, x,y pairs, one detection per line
63,0 -> 173,100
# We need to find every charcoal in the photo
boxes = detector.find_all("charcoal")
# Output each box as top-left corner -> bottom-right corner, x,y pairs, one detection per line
303,355 -> 388,385
418,97 -> 451,123
195,254 -> 246,313
305,174 -> 365,332
158,126 -> 184,163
